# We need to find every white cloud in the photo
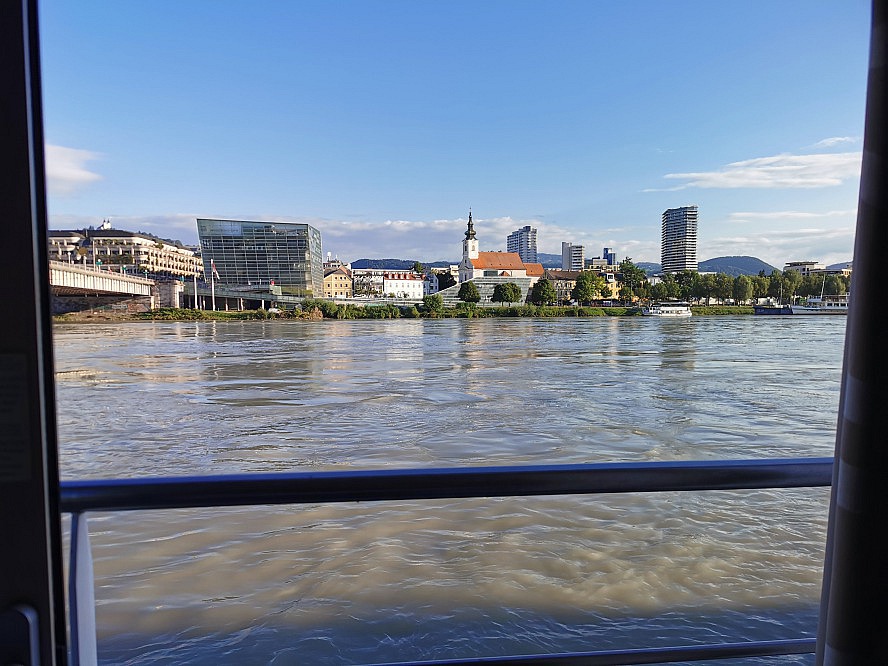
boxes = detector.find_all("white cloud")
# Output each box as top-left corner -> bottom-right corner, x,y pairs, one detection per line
646,151 -> 861,191
45,144 -> 102,196
729,209 -> 856,222
812,136 -> 859,148
702,226 -> 855,268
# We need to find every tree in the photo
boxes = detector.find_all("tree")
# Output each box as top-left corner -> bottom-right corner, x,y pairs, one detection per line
599,282 -> 612,300
492,282 -> 523,306
733,275 -> 753,304
619,259 -> 647,295
437,271 -> 457,290
412,261 -> 425,275
457,280 -> 480,303
714,273 -> 733,303
422,294 -> 443,314
571,271 -> 605,305
530,278 -> 557,305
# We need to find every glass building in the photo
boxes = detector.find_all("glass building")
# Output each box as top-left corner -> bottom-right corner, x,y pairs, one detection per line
197,218 -> 324,296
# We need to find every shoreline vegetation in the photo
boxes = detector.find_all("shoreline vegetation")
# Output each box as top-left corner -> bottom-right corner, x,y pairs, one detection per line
55,302 -> 754,323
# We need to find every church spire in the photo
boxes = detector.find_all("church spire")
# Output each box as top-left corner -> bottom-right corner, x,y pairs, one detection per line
465,209 -> 476,240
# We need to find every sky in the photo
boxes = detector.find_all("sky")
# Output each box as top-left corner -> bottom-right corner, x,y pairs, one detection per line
39,0 -> 869,268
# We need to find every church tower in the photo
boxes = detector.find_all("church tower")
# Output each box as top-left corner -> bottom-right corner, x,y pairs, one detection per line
459,210 -> 479,282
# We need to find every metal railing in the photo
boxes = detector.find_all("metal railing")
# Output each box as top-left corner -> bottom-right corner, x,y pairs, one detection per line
61,457 -> 833,665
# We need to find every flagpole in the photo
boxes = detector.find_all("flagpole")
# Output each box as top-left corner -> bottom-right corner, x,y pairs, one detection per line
193,269 -> 198,310
210,259 -> 216,311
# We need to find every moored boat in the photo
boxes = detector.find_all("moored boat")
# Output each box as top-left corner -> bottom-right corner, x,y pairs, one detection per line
641,302 -> 692,317
789,295 -> 849,315
753,304 -> 792,315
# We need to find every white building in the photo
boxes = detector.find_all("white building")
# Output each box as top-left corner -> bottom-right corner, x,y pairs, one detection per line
383,272 -> 425,299
561,242 -> 585,271
506,225 -> 538,263
661,206 -> 698,273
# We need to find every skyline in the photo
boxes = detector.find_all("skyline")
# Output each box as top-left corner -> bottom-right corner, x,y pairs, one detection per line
40,1 -> 868,267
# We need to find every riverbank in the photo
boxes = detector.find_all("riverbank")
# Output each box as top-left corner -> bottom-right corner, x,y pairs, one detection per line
54,304 -> 755,323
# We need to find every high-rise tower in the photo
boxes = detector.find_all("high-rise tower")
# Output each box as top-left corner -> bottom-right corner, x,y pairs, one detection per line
506,225 -> 538,263
660,206 -> 698,273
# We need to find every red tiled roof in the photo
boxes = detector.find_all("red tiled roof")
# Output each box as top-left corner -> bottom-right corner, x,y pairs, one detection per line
470,252 -> 526,270
524,263 -> 544,277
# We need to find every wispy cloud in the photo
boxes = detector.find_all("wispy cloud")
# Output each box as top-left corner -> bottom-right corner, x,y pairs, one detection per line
646,151 -> 861,191
812,136 -> 859,149
729,209 -> 856,222
45,144 -> 102,196
702,227 -> 855,268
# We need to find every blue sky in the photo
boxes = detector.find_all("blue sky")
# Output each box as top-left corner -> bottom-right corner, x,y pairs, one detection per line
40,1 -> 868,267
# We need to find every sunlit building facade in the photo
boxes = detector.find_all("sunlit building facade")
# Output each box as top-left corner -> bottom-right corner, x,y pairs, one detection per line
197,218 -> 324,296
506,225 -> 538,263
661,206 -> 698,273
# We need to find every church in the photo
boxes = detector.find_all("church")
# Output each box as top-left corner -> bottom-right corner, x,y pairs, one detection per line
457,211 -> 544,283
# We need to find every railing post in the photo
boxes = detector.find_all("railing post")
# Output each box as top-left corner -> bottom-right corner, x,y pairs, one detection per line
816,1 -> 888,663
68,513 -> 97,666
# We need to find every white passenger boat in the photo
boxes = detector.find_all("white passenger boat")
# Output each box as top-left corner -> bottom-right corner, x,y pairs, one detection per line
789,295 -> 849,315
641,302 -> 692,317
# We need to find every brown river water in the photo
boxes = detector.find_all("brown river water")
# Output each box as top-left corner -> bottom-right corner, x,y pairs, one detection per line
52,316 -> 844,664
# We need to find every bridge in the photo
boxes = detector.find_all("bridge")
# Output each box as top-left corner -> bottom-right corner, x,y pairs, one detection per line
49,261 -> 154,296
49,261 -> 155,314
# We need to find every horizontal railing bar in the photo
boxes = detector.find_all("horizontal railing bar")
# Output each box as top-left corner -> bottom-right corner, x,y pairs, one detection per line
377,637 -> 816,665
60,457 -> 832,513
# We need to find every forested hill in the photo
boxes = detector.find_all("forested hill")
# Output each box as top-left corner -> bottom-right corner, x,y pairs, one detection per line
349,255 -> 779,276
698,256 -> 778,276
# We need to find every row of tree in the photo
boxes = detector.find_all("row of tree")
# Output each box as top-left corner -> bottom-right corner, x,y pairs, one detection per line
443,259 -> 851,307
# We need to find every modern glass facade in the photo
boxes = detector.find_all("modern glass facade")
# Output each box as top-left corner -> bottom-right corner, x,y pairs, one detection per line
197,219 -> 324,296
661,206 -> 698,273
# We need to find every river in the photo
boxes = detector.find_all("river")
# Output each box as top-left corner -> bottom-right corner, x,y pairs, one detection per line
52,316 -> 844,664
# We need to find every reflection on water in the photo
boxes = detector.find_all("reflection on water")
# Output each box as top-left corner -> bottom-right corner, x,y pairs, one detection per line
53,317 -> 843,664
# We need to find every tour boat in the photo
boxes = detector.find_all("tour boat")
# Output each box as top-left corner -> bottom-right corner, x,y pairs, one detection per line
641,302 -> 692,317
789,295 -> 849,315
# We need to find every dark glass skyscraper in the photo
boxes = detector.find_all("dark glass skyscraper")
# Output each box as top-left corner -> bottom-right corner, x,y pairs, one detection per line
197,218 -> 324,296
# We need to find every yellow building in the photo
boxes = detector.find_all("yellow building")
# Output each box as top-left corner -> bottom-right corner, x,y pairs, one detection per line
323,266 -> 353,299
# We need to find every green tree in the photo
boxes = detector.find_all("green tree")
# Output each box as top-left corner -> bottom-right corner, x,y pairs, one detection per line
782,269 -> 802,300
492,282 -> 523,306
422,294 -> 443,314
412,261 -> 425,274
530,278 -> 557,305
619,259 -> 647,295
571,271 -> 605,305
599,282 -> 612,300
714,273 -> 734,303
437,271 -> 457,290
457,280 -> 480,303
733,275 -> 753,304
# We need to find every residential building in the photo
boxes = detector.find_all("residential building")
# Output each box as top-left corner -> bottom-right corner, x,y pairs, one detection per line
783,261 -> 825,276
424,272 -> 439,295
561,242 -> 585,271
661,206 -> 698,273
196,218 -> 324,296
351,268 -> 386,297
323,266 -> 353,299
48,224 -> 202,277
506,225 -> 538,263
544,269 -> 581,304
383,271 -> 425,299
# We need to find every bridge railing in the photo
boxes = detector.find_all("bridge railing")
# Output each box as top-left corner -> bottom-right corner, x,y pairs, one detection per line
61,456 -> 833,665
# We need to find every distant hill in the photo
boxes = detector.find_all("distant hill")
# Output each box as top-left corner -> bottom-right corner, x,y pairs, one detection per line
698,256 -> 777,276
350,254 -> 780,276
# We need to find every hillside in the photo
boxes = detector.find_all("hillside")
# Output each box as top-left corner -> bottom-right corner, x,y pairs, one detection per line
349,254 -> 780,276
698,256 -> 778,276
